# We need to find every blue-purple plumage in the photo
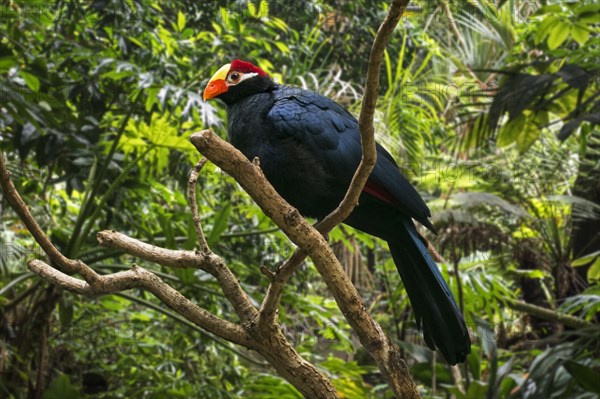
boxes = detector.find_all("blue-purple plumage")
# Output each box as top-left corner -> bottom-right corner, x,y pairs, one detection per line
213,66 -> 471,364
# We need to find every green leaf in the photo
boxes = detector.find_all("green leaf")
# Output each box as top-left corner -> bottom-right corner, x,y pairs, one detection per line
247,1 -> 258,17
467,346 -> 481,380
513,269 -> 546,278
42,375 -> 80,399
466,381 -> 490,398
516,122 -> 541,153
441,385 -> 467,399
575,3 -> 600,16
571,251 -> 600,267
410,362 -> 453,385
539,4 -> 564,14
563,360 -> 600,394
498,115 -> 525,147
145,87 -> 159,112
19,70 -> 40,92
127,35 -> 144,48
274,41 -> 290,54
208,203 -> 232,244
100,295 -> 128,311
211,21 -> 222,35
535,16 -> 560,44
259,0 -> 269,18
579,13 -> 600,24
547,21 -> 571,50
177,11 -> 186,32
0,56 -> 18,72
571,24 -> 590,46
220,7 -> 229,25
588,257 -> 600,282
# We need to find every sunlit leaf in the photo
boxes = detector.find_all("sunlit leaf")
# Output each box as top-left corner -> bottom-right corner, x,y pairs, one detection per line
18,70 -> 40,92
547,21 -> 571,50
177,11 -> 186,32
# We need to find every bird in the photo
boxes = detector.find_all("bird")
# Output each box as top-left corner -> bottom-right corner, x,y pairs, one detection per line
203,59 -> 471,365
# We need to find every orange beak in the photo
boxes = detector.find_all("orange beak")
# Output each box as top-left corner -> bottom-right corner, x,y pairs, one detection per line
203,63 -> 231,101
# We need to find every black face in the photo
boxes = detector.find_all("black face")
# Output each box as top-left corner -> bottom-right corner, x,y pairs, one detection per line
217,74 -> 276,105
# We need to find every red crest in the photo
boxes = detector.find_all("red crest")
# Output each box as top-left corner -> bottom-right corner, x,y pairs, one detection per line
230,59 -> 268,77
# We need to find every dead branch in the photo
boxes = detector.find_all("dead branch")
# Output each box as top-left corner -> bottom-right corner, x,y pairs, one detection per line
1,153 -> 338,398
0,152 -> 91,279
0,1 -> 420,397
191,129 -> 419,398
317,0 -> 410,233
507,299 -> 592,330
28,259 -> 254,347
188,2 -> 420,396
188,158 -> 210,252
96,230 -> 258,323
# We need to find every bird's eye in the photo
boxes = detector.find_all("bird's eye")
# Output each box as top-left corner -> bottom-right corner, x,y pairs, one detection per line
229,72 -> 240,82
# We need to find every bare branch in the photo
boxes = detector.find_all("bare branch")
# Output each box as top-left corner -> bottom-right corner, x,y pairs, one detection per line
0,151 -> 97,282
258,248 -> 306,330
507,299 -> 592,330
28,259 -> 138,295
97,230 -> 203,268
95,232 -> 338,397
423,232 -> 446,262
259,265 -> 275,281
188,158 -> 210,252
256,0 -> 412,343
3,153 -> 336,397
316,0 -> 411,233
28,259 -> 255,347
189,4 -> 421,396
191,129 -> 420,398
253,323 -> 338,398
97,230 -> 258,322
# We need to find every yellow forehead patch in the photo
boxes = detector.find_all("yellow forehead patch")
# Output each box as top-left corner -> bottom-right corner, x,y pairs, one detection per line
209,63 -> 231,82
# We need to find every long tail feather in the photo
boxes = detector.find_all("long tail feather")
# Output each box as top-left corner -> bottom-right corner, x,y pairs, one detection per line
388,219 -> 471,365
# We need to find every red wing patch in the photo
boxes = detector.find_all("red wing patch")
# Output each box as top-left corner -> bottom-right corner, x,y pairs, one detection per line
363,180 -> 396,205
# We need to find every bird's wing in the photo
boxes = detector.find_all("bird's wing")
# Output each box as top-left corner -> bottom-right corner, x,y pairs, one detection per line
266,88 -> 433,230
368,144 -> 434,230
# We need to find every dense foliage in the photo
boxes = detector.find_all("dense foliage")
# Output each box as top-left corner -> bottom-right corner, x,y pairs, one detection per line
1,0 -> 598,398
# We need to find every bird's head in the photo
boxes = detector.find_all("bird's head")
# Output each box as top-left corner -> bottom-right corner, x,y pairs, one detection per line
203,59 -> 273,104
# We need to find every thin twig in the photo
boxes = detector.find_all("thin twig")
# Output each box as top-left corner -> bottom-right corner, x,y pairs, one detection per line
28,259 -> 256,348
507,299 -> 592,329
96,230 -> 259,322
189,4 -> 422,396
258,0 -> 412,336
191,129 -> 420,397
260,265 -> 276,281
316,0 -> 410,233
258,248 -> 306,330
188,158 -> 210,252
0,152 -> 97,282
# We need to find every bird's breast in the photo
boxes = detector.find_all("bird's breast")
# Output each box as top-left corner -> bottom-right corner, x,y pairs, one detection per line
231,133 -> 344,218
